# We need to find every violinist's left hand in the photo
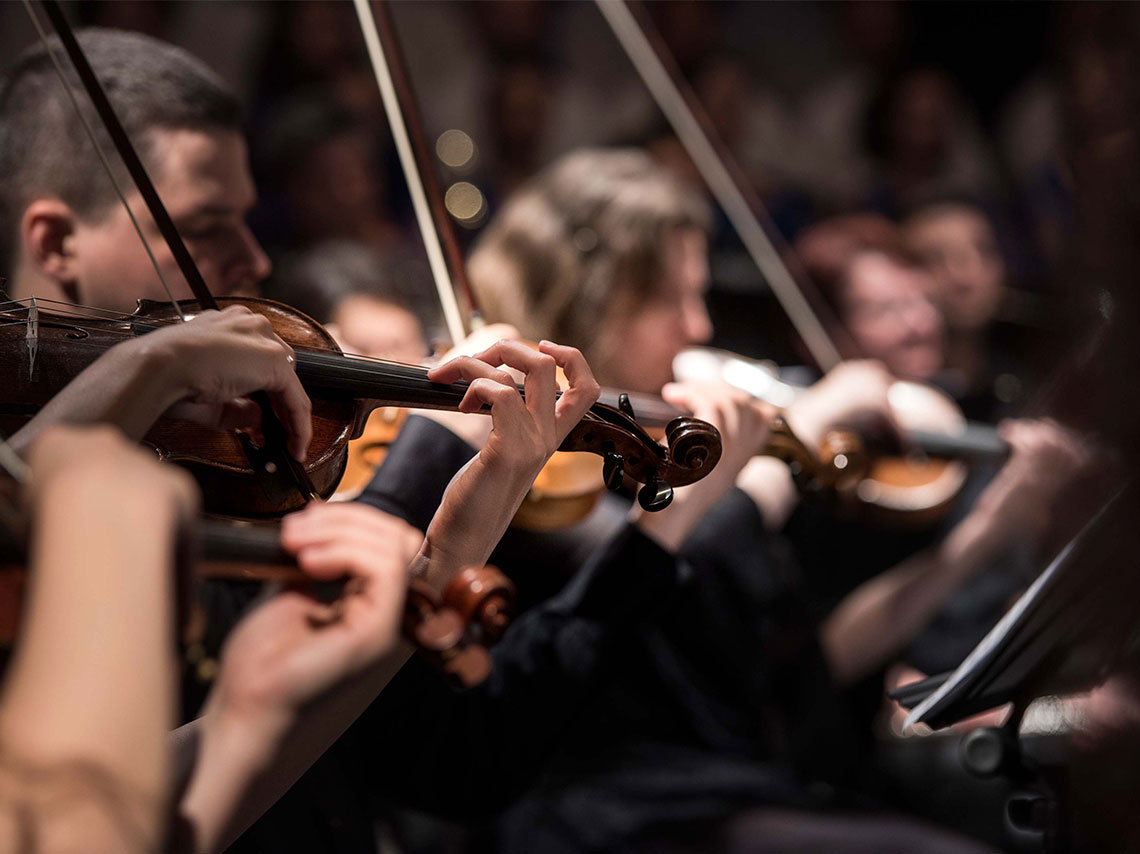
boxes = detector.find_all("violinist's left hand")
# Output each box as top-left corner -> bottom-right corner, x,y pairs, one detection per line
635,380 -> 775,552
415,323 -> 522,450
180,502 -> 420,854
200,503 -> 420,756
415,339 -> 600,585
784,359 -> 900,449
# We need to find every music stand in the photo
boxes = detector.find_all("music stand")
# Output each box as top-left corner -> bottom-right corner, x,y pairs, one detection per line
889,484 -> 1139,851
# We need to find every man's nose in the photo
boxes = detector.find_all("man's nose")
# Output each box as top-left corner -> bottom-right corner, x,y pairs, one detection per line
685,299 -> 714,345
221,226 -> 272,296
905,299 -> 939,336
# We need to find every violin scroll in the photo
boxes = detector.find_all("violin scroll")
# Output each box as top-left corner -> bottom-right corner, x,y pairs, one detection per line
403,566 -> 517,689
664,416 -> 722,476
558,402 -> 722,508
441,565 -> 515,645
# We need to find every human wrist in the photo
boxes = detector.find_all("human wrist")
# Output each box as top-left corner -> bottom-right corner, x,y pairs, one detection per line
200,697 -> 283,778
122,333 -> 195,415
36,462 -> 181,525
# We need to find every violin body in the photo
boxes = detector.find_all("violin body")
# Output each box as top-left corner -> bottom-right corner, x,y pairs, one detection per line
334,407 -> 408,498
143,299 -> 357,516
0,297 -> 722,518
0,297 -> 357,516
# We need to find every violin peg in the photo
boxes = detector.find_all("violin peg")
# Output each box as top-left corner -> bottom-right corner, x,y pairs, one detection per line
617,392 -> 636,420
637,479 -> 673,512
441,565 -> 515,645
411,606 -> 466,652
602,452 -> 625,491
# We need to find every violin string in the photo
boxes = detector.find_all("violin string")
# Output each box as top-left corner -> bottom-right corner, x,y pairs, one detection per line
0,295 -> 471,375
19,0 -> 187,321
0,301 -> 652,421
0,296 -> 138,321
0,297 -> 430,368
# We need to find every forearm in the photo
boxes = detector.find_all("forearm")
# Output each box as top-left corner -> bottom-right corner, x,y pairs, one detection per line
0,484 -> 178,799
412,456 -> 537,589
9,338 -> 185,455
821,510 -> 1003,685
176,648 -> 408,854
0,485 -> 180,851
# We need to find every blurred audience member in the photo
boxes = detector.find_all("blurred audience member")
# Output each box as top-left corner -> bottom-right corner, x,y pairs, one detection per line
903,200 -> 1036,420
486,61 -> 551,200
253,95 -> 405,259
798,1 -> 913,207
998,3 -> 1133,271
862,67 -> 1002,218
252,1 -> 367,108
795,214 -> 945,383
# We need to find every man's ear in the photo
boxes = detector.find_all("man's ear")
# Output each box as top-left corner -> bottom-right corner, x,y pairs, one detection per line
21,199 -> 80,285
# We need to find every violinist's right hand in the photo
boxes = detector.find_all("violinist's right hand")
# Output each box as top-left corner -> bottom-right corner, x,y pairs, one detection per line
970,418 -> 1092,543
139,306 -> 312,461
181,502 -> 420,854
10,306 -> 312,463
203,503 -> 420,752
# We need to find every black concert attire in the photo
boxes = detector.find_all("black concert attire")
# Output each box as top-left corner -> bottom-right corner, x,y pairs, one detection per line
227,415 -> 683,853
229,415 -> 1004,852
492,474 -> 997,853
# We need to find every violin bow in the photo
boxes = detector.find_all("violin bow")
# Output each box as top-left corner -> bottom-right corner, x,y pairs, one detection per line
352,0 -> 483,346
595,0 -> 853,372
22,0 -> 319,506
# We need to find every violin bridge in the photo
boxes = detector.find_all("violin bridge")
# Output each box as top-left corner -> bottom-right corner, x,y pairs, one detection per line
25,298 -> 38,382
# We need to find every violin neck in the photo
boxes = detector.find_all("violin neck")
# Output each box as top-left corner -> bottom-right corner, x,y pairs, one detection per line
294,349 -> 688,429
909,423 -> 1008,461
198,519 -> 290,564
293,351 -> 471,410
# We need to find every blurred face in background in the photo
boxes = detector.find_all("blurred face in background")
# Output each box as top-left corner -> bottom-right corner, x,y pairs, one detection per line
598,226 -> 713,394
904,204 -> 1004,333
886,69 -> 956,177
841,250 -> 944,381
288,130 -> 382,245
330,295 -> 427,364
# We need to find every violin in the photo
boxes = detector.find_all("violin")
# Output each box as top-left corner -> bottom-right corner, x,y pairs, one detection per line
0,476 -> 514,689
0,296 -> 723,518
674,347 -> 1009,525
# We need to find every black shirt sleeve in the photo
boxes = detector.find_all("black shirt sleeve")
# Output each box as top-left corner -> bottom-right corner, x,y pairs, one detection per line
354,415 -> 476,531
